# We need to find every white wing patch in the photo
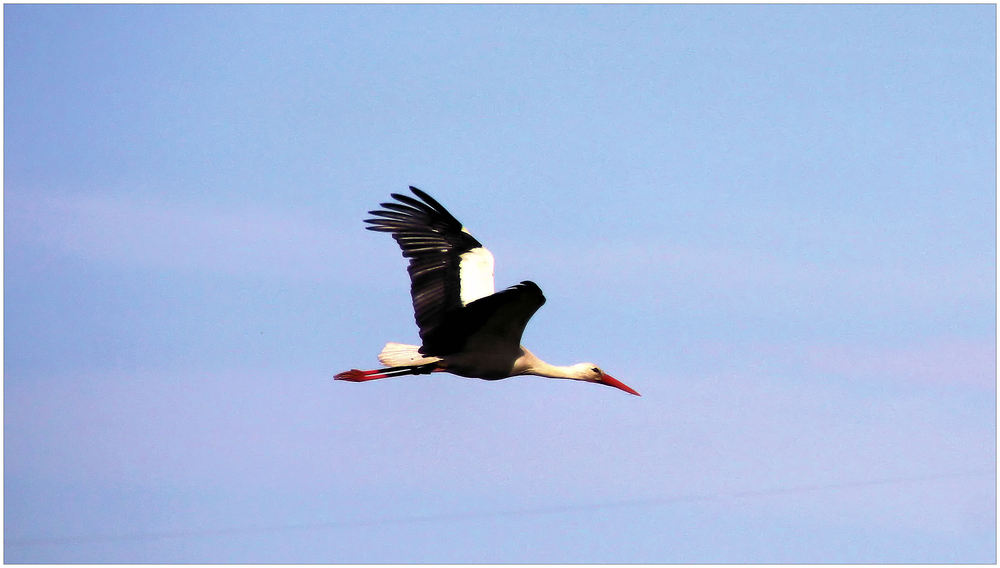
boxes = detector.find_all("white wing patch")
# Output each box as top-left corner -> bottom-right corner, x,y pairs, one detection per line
458,246 -> 495,305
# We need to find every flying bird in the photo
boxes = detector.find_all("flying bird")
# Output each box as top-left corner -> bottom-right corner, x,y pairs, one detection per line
334,186 -> 640,396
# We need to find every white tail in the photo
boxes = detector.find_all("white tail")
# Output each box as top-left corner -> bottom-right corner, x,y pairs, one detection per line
377,342 -> 441,367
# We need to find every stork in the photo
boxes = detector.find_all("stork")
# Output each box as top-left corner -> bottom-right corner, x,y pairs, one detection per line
334,186 -> 640,396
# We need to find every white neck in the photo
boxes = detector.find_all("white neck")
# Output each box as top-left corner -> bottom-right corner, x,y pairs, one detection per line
514,348 -> 590,380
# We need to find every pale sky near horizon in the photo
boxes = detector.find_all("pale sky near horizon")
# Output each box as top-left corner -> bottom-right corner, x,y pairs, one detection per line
4,4 -> 996,563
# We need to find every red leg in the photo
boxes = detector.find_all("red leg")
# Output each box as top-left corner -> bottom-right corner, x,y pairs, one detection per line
334,363 -> 439,382
334,368 -> 392,382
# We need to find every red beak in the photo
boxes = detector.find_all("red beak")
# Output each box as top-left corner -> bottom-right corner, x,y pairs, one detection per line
599,373 -> 641,396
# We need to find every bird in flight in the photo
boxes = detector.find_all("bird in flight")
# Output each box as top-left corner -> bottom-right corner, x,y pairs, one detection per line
335,186 -> 640,396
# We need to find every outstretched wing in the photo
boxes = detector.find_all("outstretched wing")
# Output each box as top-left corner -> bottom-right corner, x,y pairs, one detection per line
423,280 -> 546,356
365,186 -> 496,345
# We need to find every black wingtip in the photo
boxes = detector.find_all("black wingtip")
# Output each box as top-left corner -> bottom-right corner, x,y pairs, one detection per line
406,186 -> 452,217
407,186 -> 434,206
362,186 -> 478,245
517,280 -> 545,302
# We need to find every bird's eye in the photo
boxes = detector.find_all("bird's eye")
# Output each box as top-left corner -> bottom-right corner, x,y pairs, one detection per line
591,367 -> 600,374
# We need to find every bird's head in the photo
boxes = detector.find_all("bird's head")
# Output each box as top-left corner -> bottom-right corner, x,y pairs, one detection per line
573,363 -> 641,396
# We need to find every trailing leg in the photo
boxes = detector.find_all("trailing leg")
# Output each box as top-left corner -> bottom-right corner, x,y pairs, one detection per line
334,363 -> 438,382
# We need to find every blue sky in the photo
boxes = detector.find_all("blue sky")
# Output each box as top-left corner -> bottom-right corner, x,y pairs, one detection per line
4,4 -> 995,563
